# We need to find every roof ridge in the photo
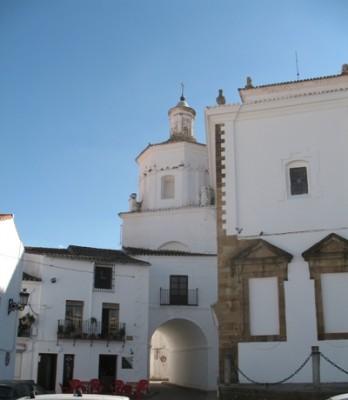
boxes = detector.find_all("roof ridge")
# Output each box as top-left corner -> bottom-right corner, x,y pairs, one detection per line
241,86 -> 348,106
240,73 -> 342,90
124,246 -> 216,257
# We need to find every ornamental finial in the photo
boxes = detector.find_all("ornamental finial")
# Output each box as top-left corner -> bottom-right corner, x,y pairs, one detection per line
180,82 -> 185,100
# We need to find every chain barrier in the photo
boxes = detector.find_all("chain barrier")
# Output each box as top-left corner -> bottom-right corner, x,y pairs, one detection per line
320,352 -> 348,376
234,351 -> 348,386
234,353 -> 312,386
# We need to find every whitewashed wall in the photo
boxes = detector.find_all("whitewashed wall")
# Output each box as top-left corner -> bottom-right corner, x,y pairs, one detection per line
121,207 -> 216,253
19,253 -> 149,392
0,215 -> 25,379
134,254 -> 219,390
136,141 -> 209,210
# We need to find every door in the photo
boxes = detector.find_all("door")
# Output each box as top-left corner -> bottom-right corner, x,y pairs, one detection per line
99,355 -> 117,393
101,303 -> 119,339
170,275 -> 188,305
37,353 -> 57,391
62,354 -> 74,387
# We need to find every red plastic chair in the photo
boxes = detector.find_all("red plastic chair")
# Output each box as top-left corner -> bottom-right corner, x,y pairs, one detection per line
111,380 -> 124,395
89,379 -> 103,394
132,380 -> 149,399
121,384 -> 134,397
69,380 -> 87,393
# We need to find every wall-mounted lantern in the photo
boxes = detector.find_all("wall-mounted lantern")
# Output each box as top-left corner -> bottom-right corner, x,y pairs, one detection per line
8,289 -> 30,315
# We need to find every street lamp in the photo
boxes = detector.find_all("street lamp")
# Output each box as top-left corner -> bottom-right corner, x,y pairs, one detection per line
8,289 -> 30,315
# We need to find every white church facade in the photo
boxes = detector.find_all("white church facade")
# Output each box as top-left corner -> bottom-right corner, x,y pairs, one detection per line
205,65 -> 348,385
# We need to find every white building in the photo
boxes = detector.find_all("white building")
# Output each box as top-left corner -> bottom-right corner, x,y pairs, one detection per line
0,214 -> 26,379
119,95 -> 219,390
205,65 -> 348,384
17,245 -> 150,392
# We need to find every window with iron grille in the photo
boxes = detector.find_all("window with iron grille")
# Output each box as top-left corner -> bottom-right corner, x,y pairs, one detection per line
290,166 -> 308,195
94,264 -> 114,291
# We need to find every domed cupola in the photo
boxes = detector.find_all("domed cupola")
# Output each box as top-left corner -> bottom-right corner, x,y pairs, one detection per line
168,93 -> 196,143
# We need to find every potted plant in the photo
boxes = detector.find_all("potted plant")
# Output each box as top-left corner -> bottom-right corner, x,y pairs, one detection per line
90,317 -> 97,338
18,313 -> 36,336
65,323 -> 76,336
21,313 -> 36,326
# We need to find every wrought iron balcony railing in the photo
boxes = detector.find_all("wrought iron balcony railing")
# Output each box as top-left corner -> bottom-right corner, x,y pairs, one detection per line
160,288 -> 198,306
57,319 -> 126,343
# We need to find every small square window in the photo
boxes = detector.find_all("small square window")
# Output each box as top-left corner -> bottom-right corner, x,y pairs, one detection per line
290,167 -> 308,195
94,265 -> 113,290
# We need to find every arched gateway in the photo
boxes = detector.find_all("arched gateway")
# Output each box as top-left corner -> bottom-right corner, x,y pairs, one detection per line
150,318 -> 210,390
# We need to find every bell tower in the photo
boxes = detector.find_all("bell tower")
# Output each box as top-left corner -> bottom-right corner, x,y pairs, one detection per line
168,85 -> 196,142
120,92 -> 215,253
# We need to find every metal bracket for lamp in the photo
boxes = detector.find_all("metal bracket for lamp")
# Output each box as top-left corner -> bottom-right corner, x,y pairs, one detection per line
8,289 -> 30,315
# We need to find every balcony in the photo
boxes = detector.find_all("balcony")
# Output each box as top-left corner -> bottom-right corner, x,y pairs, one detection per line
57,319 -> 126,344
160,288 -> 198,306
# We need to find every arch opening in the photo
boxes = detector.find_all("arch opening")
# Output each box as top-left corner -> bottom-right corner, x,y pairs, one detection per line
150,318 -> 209,390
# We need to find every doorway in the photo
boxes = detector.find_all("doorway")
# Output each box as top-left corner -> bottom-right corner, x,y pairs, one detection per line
170,275 -> 188,305
62,354 -> 74,387
99,354 -> 117,393
37,353 -> 57,391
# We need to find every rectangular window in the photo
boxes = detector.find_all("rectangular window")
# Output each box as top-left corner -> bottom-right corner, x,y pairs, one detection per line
170,275 -> 188,305
94,264 -> 114,291
290,167 -> 308,195
65,300 -> 83,335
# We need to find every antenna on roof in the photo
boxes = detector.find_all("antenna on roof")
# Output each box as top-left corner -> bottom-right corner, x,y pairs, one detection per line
295,50 -> 300,81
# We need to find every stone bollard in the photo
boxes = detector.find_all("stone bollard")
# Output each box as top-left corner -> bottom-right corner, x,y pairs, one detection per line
224,353 -> 231,385
312,346 -> 320,389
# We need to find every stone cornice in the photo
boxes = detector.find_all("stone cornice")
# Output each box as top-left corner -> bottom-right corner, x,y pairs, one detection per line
207,86 -> 348,111
119,204 -> 216,217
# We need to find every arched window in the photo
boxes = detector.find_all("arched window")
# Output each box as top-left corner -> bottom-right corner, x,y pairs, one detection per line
161,175 -> 175,199
287,161 -> 309,196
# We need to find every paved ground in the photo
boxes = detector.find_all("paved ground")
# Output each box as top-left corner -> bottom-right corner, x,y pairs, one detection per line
147,382 -> 216,400
147,381 -> 348,400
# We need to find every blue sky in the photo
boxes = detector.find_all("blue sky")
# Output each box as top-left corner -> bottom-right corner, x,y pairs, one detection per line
1,0 -> 347,249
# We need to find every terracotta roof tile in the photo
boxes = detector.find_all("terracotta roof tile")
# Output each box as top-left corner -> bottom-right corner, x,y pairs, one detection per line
0,214 -> 14,221
25,245 -> 150,265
